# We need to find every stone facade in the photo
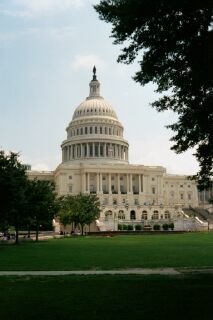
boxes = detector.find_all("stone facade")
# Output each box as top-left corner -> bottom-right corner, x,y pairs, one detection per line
28,68 -> 206,231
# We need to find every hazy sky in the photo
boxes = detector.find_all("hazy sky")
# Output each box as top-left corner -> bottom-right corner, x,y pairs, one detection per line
0,0 -> 199,175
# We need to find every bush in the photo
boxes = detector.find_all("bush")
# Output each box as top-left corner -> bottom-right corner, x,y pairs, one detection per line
153,224 -> 160,231
118,224 -> 123,231
162,224 -> 169,231
169,223 -> 174,230
127,225 -> 133,230
122,224 -> 128,231
135,224 -> 142,231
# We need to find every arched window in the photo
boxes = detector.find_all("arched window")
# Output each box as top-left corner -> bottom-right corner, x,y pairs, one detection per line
130,210 -> 136,220
165,211 -> 171,219
142,211 -> 147,220
118,210 -> 125,219
152,212 -> 159,220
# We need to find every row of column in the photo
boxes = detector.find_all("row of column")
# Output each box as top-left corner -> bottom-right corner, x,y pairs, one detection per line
62,143 -> 129,161
82,173 -> 143,194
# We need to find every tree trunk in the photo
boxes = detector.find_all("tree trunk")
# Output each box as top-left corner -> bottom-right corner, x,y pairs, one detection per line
81,223 -> 84,236
15,223 -> 19,245
36,222 -> 39,242
27,224 -> 31,238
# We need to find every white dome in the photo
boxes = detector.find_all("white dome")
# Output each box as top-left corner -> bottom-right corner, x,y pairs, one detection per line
72,97 -> 118,120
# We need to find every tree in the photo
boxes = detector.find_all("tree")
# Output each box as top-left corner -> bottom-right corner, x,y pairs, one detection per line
57,196 -> 73,235
95,0 -> 213,189
60,194 -> 100,235
26,179 -> 57,241
0,151 -> 28,244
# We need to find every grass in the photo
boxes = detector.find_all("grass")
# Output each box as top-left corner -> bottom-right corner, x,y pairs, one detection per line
0,232 -> 213,270
0,274 -> 212,320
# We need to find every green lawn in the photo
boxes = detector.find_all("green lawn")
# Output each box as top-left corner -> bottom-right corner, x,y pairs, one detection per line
1,233 -> 213,270
0,274 -> 212,320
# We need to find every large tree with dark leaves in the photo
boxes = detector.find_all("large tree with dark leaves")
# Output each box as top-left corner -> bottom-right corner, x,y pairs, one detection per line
0,151 -> 28,243
95,0 -> 213,189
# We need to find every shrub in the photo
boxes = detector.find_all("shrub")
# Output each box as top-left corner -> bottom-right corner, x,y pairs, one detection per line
122,224 -> 128,231
118,224 -> 123,231
127,225 -> 133,230
153,224 -> 160,231
135,224 -> 142,231
169,223 -> 174,230
162,224 -> 169,231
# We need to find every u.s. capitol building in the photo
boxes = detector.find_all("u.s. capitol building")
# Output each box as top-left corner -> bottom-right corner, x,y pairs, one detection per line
29,68 -> 210,231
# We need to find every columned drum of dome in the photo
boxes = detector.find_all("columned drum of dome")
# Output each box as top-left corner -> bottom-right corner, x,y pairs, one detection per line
61,68 -> 129,164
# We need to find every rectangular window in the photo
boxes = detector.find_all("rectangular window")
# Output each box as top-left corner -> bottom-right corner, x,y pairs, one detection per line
100,127 -> 102,134
69,185 -> 72,193
105,127 -> 107,134
85,127 -> 88,134
95,127 -> 97,134
90,127 -> 93,134
152,187 -> 156,194
69,175 -> 72,180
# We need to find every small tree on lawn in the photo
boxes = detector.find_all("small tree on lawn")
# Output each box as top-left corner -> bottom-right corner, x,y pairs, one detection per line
26,179 -> 57,241
57,196 -> 73,235
0,151 -> 28,244
72,194 -> 100,235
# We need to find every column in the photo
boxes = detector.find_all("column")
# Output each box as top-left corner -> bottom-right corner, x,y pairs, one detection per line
127,174 -> 129,193
87,173 -> 90,192
104,143 -> 107,157
96,173 -> 99,193
130,174 -> 133,193
99,173 -> 103,193
70,145 -> 73,160
108,173 -> 112,194
86,143 -> 89,157
139,174 -> 141,193
93,143 -> 95,157
82,173 -> 86,193
117,173 -> 120,194
81,144 -> 83,158
75,145 -> 77,158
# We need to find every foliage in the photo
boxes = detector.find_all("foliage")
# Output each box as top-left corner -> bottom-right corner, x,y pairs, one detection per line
162,224 -> 169,231
153,224 -> 161,231
26,179 -> 57,241
127,224 -> 134,230
135,224 -> 142,230
122,224 -> 128,230
95,0 -> 213,189
118,224 -> 123,230
59,194 -> 100,235
0,151 -> 28,243
169,223 -> 175,230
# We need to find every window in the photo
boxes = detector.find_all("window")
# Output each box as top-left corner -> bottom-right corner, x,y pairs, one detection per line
85,127 -> 88,134
118,210 -> 125,219
113,199 -> 117,205
90,127 -> 93,134
165,213 -> 171,219
142,212 -> 148,220
180,193 -> 184,200
109,128 -> 111,135
152,213 -> 159,220
95,127 -> 97,134
77,129 -> 79,135
69,175 -> 72,180
188,193 -> 191,200
100,127 -> 102,134
69,185 -> 72,193
152,177 -> 155,181
111,176 -> 114,180
152,187 -> 156,194
180,184 -> 183,188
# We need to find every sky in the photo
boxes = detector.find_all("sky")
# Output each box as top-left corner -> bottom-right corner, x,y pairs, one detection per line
0,0 -> 199,175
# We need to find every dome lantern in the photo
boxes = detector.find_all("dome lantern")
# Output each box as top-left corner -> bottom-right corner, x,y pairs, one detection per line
88,66 -> 101,99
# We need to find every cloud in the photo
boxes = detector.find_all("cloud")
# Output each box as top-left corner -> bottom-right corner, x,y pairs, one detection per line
0,0 -> 92,18
71,54 -> 106,70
